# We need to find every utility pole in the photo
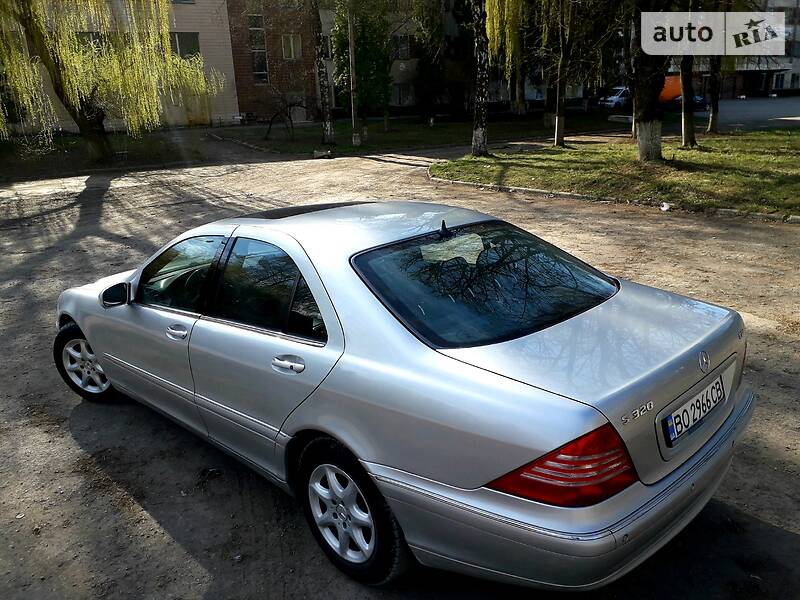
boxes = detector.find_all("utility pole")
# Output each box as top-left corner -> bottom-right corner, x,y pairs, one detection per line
347,7 -> 361,146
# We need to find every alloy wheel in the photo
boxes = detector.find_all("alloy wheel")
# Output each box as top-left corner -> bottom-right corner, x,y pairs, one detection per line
61,338 -> 110,394
308,463 -> 376,564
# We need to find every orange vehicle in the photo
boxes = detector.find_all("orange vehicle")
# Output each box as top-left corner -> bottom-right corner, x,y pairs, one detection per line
659,75 -> 682,103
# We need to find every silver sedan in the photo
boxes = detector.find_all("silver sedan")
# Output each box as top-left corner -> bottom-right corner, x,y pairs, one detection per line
53,201 -> 755,589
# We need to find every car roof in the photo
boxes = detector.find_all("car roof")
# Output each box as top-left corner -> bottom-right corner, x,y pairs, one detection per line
210,200 -> 494,258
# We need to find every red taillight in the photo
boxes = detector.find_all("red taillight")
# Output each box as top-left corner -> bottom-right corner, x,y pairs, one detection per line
487,424 -> 638,507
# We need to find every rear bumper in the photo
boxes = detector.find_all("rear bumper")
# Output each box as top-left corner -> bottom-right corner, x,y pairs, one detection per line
368,386 -> 756,590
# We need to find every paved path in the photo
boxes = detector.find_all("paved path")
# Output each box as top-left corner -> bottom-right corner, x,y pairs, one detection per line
1,151 -> 798,599
717,96 -> 800,130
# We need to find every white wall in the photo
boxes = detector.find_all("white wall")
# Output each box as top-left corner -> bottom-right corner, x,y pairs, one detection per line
165,0 -> 240,126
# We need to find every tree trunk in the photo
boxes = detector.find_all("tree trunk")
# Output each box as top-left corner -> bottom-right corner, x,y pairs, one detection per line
637,120 -> 662,161
706,55 -> 721,134
471,0 -> 489,157
514,60 -> 525,115
74,113 -> 113,163
310,0 -> 334,145
543,84 -> 556,128
347,9 -> 360,146
680,56 -> 696,147
632,15 -> 666,162
554,55 -> 566,146
20,4 -> 113,163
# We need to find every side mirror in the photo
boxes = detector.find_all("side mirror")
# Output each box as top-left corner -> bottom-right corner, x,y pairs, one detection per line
101,282 -> 130,308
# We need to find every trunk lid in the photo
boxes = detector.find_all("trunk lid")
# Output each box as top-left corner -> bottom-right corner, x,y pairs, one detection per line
440,280 -> 745,484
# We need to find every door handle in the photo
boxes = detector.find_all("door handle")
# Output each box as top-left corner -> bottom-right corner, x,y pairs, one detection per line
166,324 -> 188,340
271,356 -> 305,373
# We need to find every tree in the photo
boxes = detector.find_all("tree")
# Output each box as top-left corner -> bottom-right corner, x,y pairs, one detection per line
628,0 -> 671,161
311,0 -> 334,144
0,0 -> 221,163
677,0 -> 697,147
331,0 -> 392,142
679,54 -> 697,147
411,0 -> 446,123
706,54 -> 721,133
471,0 -> 489,156
705,0 -> 732,134
487,0 -> 527,114
490,0 -> 617,146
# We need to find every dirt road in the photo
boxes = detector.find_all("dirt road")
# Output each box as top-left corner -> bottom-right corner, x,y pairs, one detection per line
1,146 -> 798,599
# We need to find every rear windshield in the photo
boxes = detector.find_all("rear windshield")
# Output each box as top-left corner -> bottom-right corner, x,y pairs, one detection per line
352,221 -> 617,348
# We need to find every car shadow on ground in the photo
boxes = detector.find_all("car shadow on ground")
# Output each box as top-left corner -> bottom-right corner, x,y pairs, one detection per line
68,397 -> 799,600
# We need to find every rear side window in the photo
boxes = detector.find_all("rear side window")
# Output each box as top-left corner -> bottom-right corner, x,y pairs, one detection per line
213,238 -> 327,342
138,235 -> 224,312
352,222 -> 617,348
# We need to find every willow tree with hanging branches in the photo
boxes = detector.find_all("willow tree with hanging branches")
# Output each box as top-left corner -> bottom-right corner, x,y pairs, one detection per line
0,0 -> 222,162
488,0 -> 620,146
486,0 -> 527,114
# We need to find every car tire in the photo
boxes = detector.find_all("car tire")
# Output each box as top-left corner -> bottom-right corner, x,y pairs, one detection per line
53,322 -> 118,402
299,438 -> 411,585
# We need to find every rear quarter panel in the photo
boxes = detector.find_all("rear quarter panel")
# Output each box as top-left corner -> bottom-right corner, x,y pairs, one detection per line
281,333 -> 607,490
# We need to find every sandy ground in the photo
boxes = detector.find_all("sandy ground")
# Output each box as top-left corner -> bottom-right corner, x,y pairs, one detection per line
1,139 -> 798,599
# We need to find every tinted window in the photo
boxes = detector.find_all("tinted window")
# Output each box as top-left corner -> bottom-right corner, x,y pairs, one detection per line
353,222 -> 617,348
287,275 -> 327,342
215,238 -> 327,342
138,235 -> 223,312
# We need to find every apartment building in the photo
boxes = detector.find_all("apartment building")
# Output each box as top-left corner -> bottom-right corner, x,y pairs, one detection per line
164,0 -> 241,127
771,0 -> 800,91
16,0 -> 240,133
226,0 -> 317,122
224,1 -> 427,123
716,1 -> 800,97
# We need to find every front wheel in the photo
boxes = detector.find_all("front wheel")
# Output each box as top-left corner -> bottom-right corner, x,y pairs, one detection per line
53,322 -> 117,402
299,439 -> 410,585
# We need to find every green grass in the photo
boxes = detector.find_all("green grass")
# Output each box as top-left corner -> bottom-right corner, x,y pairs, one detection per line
429,129 -> 800,214
214,111 -> 618,156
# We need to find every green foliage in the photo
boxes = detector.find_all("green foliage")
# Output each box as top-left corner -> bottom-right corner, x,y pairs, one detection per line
411,0 -> 445,60
486,0 -> 526,81
0,0 -> 222,140
331,0 -> 392,116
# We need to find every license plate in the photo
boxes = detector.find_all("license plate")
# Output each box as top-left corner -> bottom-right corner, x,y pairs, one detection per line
664,375 -> 726,445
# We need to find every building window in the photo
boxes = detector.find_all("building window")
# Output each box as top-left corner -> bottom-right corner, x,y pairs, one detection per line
392,34 -> 411,60
247,3 -> 268,83
391,82 -> 414,106
282,34 -> 301,60
792,73 -> 799,89
774,73 -> 785,89
170,32 -> 200,58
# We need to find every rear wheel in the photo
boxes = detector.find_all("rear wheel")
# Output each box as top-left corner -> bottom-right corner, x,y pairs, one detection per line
53,322 -> 117,402
299,438 -> 410,585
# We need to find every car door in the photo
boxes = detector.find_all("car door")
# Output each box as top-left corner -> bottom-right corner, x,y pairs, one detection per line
93,232 -> 229,435
188,227 -> 344,476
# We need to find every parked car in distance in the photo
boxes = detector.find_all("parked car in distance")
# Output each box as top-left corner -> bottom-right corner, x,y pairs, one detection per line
599,86 -> 631,109
54,201 -> 755,589
666,95 -> 708,112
